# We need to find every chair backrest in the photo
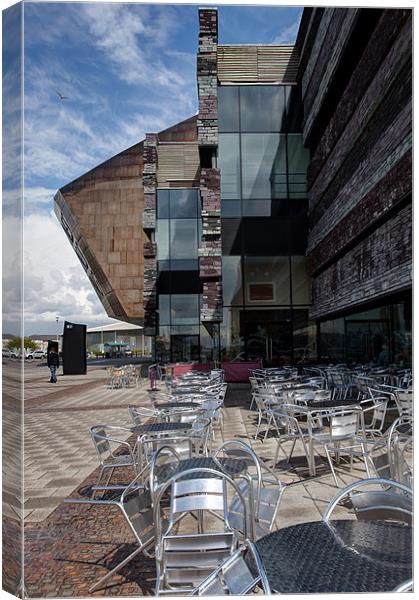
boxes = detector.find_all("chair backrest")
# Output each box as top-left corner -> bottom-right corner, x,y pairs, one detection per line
139,434 -> 193,471
155,467 -> 248,540
394,391 -> 413,419
128,404 -> 142,426
90,426 -> 111,462
120,474 -> 156,545
189,540 -> 271,595
329,408 -> 362,440
323,477 -> 413,525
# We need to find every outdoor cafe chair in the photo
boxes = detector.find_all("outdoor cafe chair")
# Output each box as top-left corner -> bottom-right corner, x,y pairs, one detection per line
359,396 -> 388,440
214,440 -> 285,540
138,434 -> 195,475
306,407 -> 371,486
270,404 -> 311,472
64,467 -> 157,593
394,390 -> 413,421
189,539 -> 271,595
323,477 -> 412,526
153,467 -> 248,595
90,425 -> 138,495
128,404 -> 159,426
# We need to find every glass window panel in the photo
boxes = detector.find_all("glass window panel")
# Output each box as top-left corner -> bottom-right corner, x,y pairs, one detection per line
156,326 -> 170,363
155,220 -> 169,260
157,189 -> 170,218
292,256 -> 311,304
170,189 -> 199,219
240,86 -> 285,132
222,256 -> 243,305
158,295 -> 171,325
170,294 -> 199,325
244,256 -> 290,305
242,133 -> 284,199
219,134 -> 241,199
170,259 -> 199,271
158,260 -> 170,271
242,199 -> 273,217
319,318 -> 345,362
170,219 -> 198,260
392,302 -> 412,367
218,86 -> 240,132
221,200 -> 241,217
220,306 -> 245,362
200,326 -> 214,363
293,309 -> 317,362
287,135 -> 309,198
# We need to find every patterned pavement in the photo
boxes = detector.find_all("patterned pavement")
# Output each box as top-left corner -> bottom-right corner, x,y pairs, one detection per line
3,365 -> 369,596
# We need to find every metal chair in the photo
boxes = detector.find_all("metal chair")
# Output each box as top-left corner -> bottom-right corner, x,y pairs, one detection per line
154,467 -> 248,595
214,439 -> 285,539
90,425 -> 137,495
394,390 -> 413,420
392,579 -> 413,592
128,404 -> 159,426
270,404 -> 311,472
307,407 -> 371,486
360,396 -> 388,440
323,477 -> 412,525
64,468 -> 157,592
189,539 -> 271,595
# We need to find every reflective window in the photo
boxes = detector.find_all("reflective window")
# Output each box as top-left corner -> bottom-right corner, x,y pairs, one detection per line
157,189 -> 170,218
170,294 -> 199,325
291,256 -> 311,304
240,86 -> 286,132
170,189 -> 199,218
241,134 -> 281,199
287,135 -> 310,198
155,220 -> 169,261
158,295 -> 171,325
220,306 -> 245,362
218,86 -> 240,132
222,256 -> 243,305
244,256 -> 290,305
219,134 -> 241,199
293,309 -> 317,361
170,220 -> 198,260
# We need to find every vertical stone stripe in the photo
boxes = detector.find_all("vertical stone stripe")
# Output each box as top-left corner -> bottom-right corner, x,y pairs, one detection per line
142,133 -> 158,333
197,8 -> 223,323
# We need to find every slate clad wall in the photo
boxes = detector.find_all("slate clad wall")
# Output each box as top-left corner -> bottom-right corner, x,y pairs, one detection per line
297,8 -> 412,320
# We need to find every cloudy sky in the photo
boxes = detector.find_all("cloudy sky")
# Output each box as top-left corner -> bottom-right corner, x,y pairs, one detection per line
3,1 -> 302,335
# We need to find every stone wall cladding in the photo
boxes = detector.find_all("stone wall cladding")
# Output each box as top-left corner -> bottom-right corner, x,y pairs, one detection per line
310,204 -> 412,319
197,8 -> 218,146
197,8 -> 223,323
300,8 -> 412,320
142,133 -> 158,333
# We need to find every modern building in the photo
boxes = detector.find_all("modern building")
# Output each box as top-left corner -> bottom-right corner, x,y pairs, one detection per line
55,7 -> 412,367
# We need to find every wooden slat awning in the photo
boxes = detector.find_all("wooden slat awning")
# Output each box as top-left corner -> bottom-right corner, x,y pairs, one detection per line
217,45 -> 300,84
157,143 -> 200,186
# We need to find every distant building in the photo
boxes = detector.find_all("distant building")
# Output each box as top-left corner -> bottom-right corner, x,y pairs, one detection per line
55,8 -> 412,366
86,321 -> 151,356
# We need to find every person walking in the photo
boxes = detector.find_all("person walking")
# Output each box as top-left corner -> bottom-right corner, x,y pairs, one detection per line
47,347 -> 60,383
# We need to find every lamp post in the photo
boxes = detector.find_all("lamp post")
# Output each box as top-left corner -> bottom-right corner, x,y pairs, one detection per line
56,316 -> 59,343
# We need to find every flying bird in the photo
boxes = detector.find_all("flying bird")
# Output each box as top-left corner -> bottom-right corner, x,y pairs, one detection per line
55,90 -> 69,101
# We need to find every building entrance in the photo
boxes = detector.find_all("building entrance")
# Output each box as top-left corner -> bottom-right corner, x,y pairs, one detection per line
244,320 -> 293,366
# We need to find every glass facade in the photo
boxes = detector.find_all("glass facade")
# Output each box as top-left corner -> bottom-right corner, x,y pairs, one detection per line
155,189 -> 215,363
218,84 -> 315,365
318,298 -> 412,366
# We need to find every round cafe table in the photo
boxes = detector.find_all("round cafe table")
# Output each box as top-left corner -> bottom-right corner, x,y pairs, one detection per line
254,520 -> 412,593
131,422 -> 192,435
155,456 -> 248,481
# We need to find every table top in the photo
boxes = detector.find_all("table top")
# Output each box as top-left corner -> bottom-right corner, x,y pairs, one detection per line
307,398 -> 361,410
155,456 -> 248,481
255,520 -> 412,594
155,402 -> 201,410
132,422 -> 192,434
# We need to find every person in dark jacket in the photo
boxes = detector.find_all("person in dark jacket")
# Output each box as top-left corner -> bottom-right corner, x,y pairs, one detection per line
47,348 -> 60,383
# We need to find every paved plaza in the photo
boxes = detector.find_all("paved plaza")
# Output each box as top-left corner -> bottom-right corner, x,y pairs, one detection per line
4,362 -> 367,597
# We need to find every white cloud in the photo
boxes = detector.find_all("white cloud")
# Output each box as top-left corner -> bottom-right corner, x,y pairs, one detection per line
272,18 -> 301,44
2,210 -> 119,334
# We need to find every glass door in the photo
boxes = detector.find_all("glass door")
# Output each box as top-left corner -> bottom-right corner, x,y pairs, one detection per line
244,320 -> 293,366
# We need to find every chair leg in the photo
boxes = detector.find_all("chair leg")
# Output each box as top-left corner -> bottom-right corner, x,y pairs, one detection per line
324,446 -> 340,487
89,541 -> 152,592
263,414 -> 273,442
286,438 -> 296,463
308,439 -> 316,476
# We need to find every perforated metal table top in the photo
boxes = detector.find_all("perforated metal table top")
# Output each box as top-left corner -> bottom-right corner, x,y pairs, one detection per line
255,520 -> 412,593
